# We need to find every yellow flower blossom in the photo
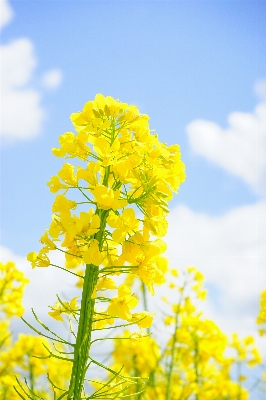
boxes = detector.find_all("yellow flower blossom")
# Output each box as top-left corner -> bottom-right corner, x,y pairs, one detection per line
27,250 -> 50,269
107,284 -> 138,321
52,194 -> 77,214
130,331 -> 145,345
107,208 -> 139,242
0,261 -> 29,318
52,131 -> 91,159
131,311 -> 155,328
83,239 -> 104,265
48,296 -> 79,321
93,308 -> 114,329
171,268 -> 178,277
257,289 -> 266,335
77,161 -> 100,186
26,94 -> 189,398
91,277 -> 117,298
93,136 -> 121,166
90,184 -> 128,210
39,232 -> 57,250
47,175 -> 68,193
58,163 -> 78,186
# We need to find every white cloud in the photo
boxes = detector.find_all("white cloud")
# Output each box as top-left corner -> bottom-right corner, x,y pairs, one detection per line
164,201 -> 266,347
0,0 -> 62,143
186,96 -> 266,196
1,38 -> 45,141
254,78 -> 266,101
0,0 -> 13,29
42,69 -> 63,89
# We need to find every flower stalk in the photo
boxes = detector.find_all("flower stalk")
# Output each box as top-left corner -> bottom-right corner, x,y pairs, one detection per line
68,263 -> 98,400
25,94 -> 186,398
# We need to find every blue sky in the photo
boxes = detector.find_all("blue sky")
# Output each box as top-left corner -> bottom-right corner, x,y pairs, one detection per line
1,0 -> 265,254
1,0 -> 266,393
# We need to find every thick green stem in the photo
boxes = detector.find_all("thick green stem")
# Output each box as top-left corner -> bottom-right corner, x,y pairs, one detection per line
67,199 -> 109,399
67,159 -> 111,399
67,263 -> 98,400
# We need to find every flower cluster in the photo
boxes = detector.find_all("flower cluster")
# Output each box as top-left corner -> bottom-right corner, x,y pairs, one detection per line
109,267 -> 263,399
25,95 -> 185,399
27,94 -> 185,294
1,334 -> 71,400
0,261 -> 71,400
1,262 -> 265,399
257,289 -> 266,336
27,95 -> 186,333
0,261 -> 29,318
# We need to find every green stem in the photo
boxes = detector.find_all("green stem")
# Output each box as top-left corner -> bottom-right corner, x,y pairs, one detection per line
67,263 -> 98,400
166,285 -> 186,400
133,355 -> 142,400
141,281 -> 151,338
141,281 -> 148,313
68,166 -> 110,399
29,359 -> 35,393
193,335 -> 199,400
237,360 -> 242,400
166,310 -> 179,400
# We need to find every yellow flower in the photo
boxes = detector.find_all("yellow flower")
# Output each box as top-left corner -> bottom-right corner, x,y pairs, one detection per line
27,250 -> 50,269
77,161 -> 100,187
130,331 -> 144,345
77,210 -> 101,237
48,304 -> 64,321
47,175 -> 68,193
48,215 -> 62,238
52,131 -> 91,159
131,311 -> 155,328
83,239 -> 104,265
0,261 -> 29,318
93,307 -> 114,329
138,262 -> 165,295
171,269 -> 178,277
107,284 -> 138,321
93,136 -> 120,166
257,289 -> 266,334
96,277 -> 117,291
39,232 -> 56,250
58,163 -> 78,187
90,184 -> 128,210
48,296 -> 79,321
91,277 -> 117,298
52,194 -> 77,214
107,208 -> 139,242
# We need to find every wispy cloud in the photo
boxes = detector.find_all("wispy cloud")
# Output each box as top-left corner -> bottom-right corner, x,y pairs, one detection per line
0,0 -> 63,143
41,69 -> 63,90
1,38 -> 45,141
186,83 -> 266,196
0,0 -> 13,29
165,201 -> 266,348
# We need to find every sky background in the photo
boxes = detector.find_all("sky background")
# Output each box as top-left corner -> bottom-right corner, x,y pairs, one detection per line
1,0 -> 266,395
